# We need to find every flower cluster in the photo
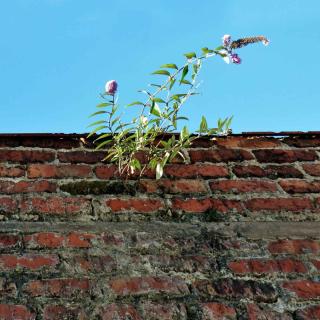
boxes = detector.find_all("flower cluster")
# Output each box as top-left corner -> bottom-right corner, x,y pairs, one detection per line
222,34 -> 269,64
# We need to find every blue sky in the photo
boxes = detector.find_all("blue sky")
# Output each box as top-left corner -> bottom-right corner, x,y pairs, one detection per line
1,0 -> 319,133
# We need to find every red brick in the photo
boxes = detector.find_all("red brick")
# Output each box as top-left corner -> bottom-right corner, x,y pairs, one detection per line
210,180 -> 277,193
268,240 -> 320,254
102,233 -> 124,247
0,181 -> 56,193
20,197 -> 92,215
25,278 -> 90,297
279,180 -> 320,193
109,276 -> 189,297
95,165 -> 118,179
58,151 -> 106,163
67,232 -> 95,248
24,232 -> 64,248
73,255 -> 116,273
0,304 -> 35,320
0,197 -> 17,213
43,305 -> 87,320
172,198 -> 212,213
99,304 -> 141,320
194,278 -> 277,303
210,199 -> 243,213
245,198 -> 313,212
139,179 -> 208,194
283,137 -> 320,148
247,304 -> 292,320
0,235 -> 20,248
0,150 -> 55,163
283,280 -> 320,299
0,254 -> 58,270
253,149 -> 318,163
141,302 -> 187,320
106,198 -> 164,213
0,165 -> 24,177
303,164 -> 320,176
233,165 -> 303,178
294,305 -> 320,320
228,259 -> 307,274
202,302 -> 236,320
215,136 -> 282,148
312,260 -> 320,270
27,164 -> 92,178
189,149 -> 253,163
164,164 -> 229,178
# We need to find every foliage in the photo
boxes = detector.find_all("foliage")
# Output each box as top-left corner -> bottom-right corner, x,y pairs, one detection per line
88,35 -> 269,179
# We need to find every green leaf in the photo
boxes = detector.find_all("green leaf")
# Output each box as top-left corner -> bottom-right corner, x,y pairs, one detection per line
156,163 -> 163,180
130,158 -> 141,170
152,97 -> 166,104
89,110 -> 108,118
200,116 -> 208,133
149,84 -> 162,88
94,133 -> 112,142
169,78 -> 176,90
184,52 -> 196,59
152,70 -> 171,76
87,125 -> 107,138
127,101 -> 144,107
215,45 -> 224,51
180,125 -> 189,141
150,102 -> 161,117
201,47 -> 214,55
160,63 -> 178,70
180,79 -> 192,85
96,102 -> 113,108
180,65 -> 189,84
87,120 -> 106,128
95,140 -> 112,150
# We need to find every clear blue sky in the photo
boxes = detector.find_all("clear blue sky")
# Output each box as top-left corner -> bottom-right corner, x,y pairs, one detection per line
1,0 -> 319,133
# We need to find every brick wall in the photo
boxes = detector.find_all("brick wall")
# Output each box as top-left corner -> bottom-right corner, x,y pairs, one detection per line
0,133 -> 319,319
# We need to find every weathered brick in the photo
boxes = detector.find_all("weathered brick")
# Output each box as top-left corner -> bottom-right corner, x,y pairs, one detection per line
302,163 -> 320,176
95,165 -> 118,179
268,240 -> 320,254
139,179 -> 208,194
0,234 -> 20,248
228,259 -> 307,274
283,280 -> 320,299
189,149 -> 254,163
164,164 -> 229,178
210,180 -> 277,193
253,149 -> 318,163
0,254 -> 59,270
201,302 -> 236,320
245,198 -> 313,212
27,164 -> 92,178
0,150 -> 55,163
141,302 -> 187,320
72,255 -> 116,273
279,179 -> 320,193
210,199 -> 243,214
25,278 -> 90,297
58,151 -> 106,163
194,278 -> 277,302
99,304 -> 141,320
312,260 -> 320,270
283,137 -> 320,148
294,305 -> 320,320
0,304 -> 35,320
106,198 -> 164,213
246,304 -> 292,320
0,197 -> 17,213
233,165 -> 303,178
0,180 -> 56,193
215,136 -> 282,148
0,165 -> 24,177
67,232 -> 95,248
0,278 -> 17,297
20,197 -> 92,215
43,305 -> 87,320
109,276 -> 189,297
24,232 -> 64,248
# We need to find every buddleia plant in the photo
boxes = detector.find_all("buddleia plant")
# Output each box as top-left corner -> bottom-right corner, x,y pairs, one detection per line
88,34 -> 269,179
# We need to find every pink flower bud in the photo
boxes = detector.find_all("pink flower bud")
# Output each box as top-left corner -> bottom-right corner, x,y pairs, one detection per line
262,38 -> 270,46
230,53 -> 241,64
105,80 -> 118,95
222,34 -> 231,47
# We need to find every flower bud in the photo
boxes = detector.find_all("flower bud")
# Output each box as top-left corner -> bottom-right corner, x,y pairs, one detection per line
222,34 -> 231,47
230,53 -> 241,64
105,80 -> 118,95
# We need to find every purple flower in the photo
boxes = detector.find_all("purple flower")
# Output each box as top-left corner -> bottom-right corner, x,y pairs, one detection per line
230,53 -> 241,64
222,34 -> 231,47
105,80 -> 118,95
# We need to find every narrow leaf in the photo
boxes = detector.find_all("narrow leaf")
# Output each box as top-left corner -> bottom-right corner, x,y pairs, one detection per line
160,63 -> 178,70
152,70 -> 171,76
89,110 -> 108,118
150,103 -> 161,117
180,65 -> 189,84
184,52 -> 196,59
156,163 -> 163,180
87,125 -> 107,138
87,120 -> 106,128
96,102 -> 112,108
127,101 -> 144,107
